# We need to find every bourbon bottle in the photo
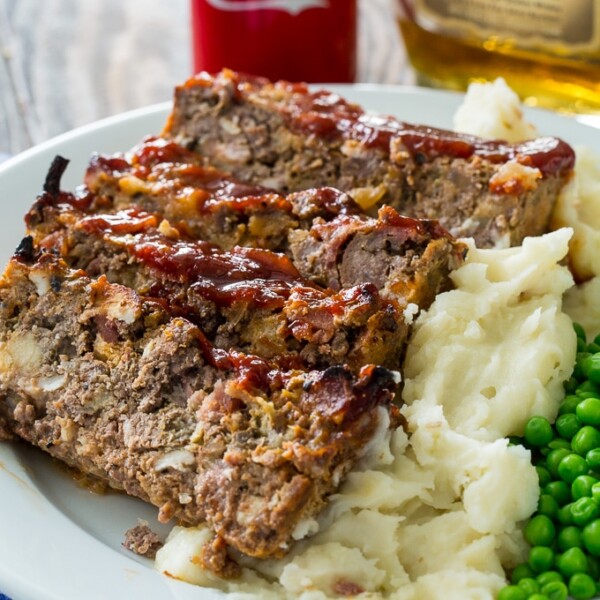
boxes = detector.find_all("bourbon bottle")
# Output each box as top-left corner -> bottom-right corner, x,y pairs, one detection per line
397,0 -> 600,114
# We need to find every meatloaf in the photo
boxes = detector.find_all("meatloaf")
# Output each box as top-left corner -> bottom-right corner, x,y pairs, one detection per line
0,249 -> 399,575
76,144 -> 466,310
163,69 -> 576,249
0,155 -> 469,576
28,201 -> 408,372
0,80 -> 476,577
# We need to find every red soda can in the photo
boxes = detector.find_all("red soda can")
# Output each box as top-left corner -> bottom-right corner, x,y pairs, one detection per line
190,0 -> 357,82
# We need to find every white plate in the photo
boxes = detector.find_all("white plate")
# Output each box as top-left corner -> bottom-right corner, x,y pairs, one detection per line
0,85 -> 599,600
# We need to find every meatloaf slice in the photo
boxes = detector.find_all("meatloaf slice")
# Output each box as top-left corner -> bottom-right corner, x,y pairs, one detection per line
163,69 -> 575,248
26,184 -> 408,371
83,136 -> 359,252
0,251 -> 399,574
289,205 -> 465,310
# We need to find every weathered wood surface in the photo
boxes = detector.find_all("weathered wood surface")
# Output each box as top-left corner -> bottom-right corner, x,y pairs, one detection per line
0,0 -> 414,156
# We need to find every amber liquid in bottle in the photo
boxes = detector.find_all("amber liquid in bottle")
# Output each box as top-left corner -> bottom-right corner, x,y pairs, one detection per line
399,3 -> 600,114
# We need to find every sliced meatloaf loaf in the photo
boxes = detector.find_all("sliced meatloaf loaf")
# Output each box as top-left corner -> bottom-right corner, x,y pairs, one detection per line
163,69 -> 575,249
0,250 -> 399,575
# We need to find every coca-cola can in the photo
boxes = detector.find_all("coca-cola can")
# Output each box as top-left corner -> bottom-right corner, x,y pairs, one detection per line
191,0 -> 357,82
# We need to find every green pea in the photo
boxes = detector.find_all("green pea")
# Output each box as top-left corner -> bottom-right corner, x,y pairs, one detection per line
555,413 -> 581,440
576,380 -> 600,399
557,526 -> 583,551
545,481 -> 571,506
564,378 -> 580,395
582,354 -> 600,385
591,482 -> 600,503
517,577 -> 539,594
574,363 -> 586,382
559,395 -> 584,416
577,397 -> 600,426
587,554 -> 600,579
548,439 -> 572,451
568,572 -> 597,599
572,475 -> 598,500
536,571 -> 564,586
575,355 -> 591,381
538,494 -> 559,520
525,416 -> 555,447
577,337 -> 588,353
558,503 -> 575,525
558,454 -> 589,484
586,448 -> 600,471
557,547 -> 588,577
563,376 -> 579,394
511,563 -> 536,584
541,580 -> 568,600
527,594 -> 550,600
574,323 -> 587,341
578,391 -> 600,401
547,449 -> 573,478
537,466 -> 552,488
497,585 -> 527,600
572,426 -> 600,456
529,546 -> 555,573
582,519 -> 600,556
535,571 -> 564,589
587,342 -> 600,354
571,497 -> 600,526
525,515 -> 556,547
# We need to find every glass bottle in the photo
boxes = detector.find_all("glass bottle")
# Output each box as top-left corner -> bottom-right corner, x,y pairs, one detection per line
191,0 -> 357,83
397,0 -> 600,114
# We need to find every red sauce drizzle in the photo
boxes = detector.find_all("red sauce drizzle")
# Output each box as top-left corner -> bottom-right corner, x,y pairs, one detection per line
133,136 -> 196,169
184,71 -> 575,178
192,326 -> 286,391
87,138 -> 298,216
281,94 -> 575,178
170,164 -> 274,200
77,208 -> 308,309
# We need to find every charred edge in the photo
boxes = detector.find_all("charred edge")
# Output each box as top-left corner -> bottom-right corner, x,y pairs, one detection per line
43,155 -> 70,196
319,364 -> 354,385
13,236 -> 35,263
346,365 -> 400,422
358,365 -> 400,392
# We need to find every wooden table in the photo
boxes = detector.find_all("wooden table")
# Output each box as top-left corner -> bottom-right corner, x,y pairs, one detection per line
0,0 -> 414,157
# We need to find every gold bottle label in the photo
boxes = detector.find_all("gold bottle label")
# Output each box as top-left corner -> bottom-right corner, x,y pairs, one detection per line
415,0 -> 600,55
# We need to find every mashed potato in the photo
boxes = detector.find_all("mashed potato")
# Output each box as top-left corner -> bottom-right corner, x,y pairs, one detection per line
155,82 -> 585,599
552,144 -> 600,338
564,278 -> 600,340
453,78 -> 538,142
403,233 -> 575,441
552,146 -> 600,283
